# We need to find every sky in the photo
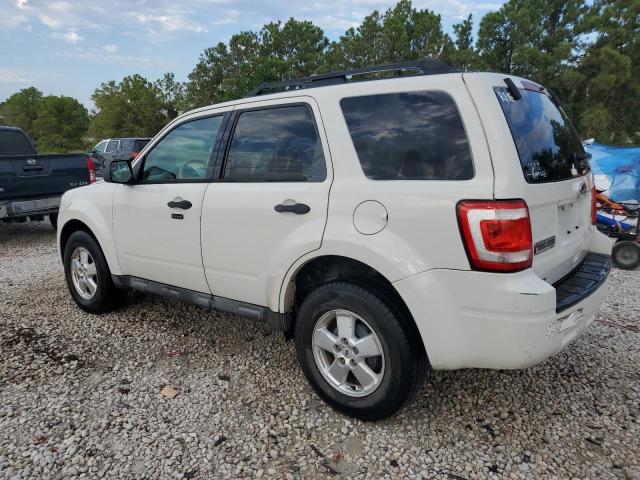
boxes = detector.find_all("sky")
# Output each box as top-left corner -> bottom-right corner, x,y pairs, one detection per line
0,0 -> 504,110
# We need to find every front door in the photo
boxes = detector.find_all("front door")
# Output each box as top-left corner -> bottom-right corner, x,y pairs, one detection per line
200,98 -> 332,309
113,113 -> 227,293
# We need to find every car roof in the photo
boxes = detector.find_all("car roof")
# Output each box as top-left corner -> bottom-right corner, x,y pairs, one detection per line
110,137 -> 151,141
0,126 -> 26,132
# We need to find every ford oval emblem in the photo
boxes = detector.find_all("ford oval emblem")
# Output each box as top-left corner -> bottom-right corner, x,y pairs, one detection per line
573,180 -> 588,196
27,158 -> 37,165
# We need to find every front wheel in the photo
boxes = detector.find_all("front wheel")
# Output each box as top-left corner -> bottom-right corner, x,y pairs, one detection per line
295,282 -> 427,420
63,230 -> 125,313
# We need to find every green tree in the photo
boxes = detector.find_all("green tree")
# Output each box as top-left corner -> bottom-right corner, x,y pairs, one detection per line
477,0 -> 592,130
186,18 -> 328,108
443,14 -> 485,70
89,74 -> 172,139
33,96 -> 89,152
154,72 -> 188,118
0,87 -> 43,137
578,0 -> 640,143
327,0 -> 450,69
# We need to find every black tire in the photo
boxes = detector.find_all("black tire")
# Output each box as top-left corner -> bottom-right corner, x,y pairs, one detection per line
612,240 -> 640,270
295,282 -> 428,421
63,230 -> 125,313
49,213 -> 58,230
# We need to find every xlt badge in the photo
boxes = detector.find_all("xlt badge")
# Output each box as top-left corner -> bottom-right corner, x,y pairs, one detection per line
534,236 -> 556,255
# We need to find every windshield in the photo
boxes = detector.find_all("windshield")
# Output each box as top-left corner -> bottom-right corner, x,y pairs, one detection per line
495,87 -> 589,183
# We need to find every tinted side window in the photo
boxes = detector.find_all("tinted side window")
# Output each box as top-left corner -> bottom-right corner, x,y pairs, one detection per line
340,92 -> 473,180
142,116 -> 222,183
106,140 -> 120,153
0,130 -> 35,155
224,105 -> 326,182
134,139 -> 149,151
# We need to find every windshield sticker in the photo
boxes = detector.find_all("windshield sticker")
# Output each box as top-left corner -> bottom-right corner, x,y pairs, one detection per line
496,90 -> 516,103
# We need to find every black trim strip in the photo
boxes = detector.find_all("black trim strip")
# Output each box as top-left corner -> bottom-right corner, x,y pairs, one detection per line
554,252 -> 611,313
111,275 -> 292,331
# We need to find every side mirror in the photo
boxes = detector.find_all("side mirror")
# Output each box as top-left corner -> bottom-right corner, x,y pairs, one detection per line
105,160 -> 134,184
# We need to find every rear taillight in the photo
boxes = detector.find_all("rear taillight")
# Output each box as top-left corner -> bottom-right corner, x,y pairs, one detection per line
591,186 -> 597,225
131,151 -> 139,158
86,157 -> 96,184
457,200 -> 533,272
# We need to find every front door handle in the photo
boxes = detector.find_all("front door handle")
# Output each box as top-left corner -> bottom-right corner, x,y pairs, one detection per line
167,199 -> 192,209
274,203 -> 310,215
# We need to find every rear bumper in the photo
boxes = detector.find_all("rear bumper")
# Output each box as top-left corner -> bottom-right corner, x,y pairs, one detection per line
0,196 -> 60,219
394,234 -> 613,370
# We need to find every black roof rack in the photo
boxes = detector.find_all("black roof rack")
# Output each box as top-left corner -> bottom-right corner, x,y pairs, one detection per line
245,59 -> 456,97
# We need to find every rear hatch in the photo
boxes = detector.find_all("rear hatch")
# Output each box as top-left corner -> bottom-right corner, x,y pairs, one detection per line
0,153 -> 89,201
464,73 -> 594,284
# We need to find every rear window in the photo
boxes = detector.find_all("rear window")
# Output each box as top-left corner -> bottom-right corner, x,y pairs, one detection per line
0,130 -> 34,155
495,87 -> 589,183
340,91 -> 474,180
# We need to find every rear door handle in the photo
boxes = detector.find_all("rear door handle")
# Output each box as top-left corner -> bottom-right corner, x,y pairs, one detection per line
274,203 -> 310,215
167,199 -> 192,209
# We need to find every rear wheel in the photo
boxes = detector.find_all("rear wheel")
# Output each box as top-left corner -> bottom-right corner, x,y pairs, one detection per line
612,240 -> 640,270
295,282 -> 427,420
63,230 -> 125,313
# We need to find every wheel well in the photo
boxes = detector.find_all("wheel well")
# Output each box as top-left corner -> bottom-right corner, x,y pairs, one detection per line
59,219 -> 97,259
286,256 -> 422,347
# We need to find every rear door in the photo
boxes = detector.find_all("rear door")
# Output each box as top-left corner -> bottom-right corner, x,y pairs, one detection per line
464,73 -> 594,284
200,97 -> 332,310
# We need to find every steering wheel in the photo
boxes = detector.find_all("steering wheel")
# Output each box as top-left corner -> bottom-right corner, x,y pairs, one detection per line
178,160 -> 208,180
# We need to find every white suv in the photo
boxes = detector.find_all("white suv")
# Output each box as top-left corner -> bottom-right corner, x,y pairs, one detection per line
57,61 -> 612,420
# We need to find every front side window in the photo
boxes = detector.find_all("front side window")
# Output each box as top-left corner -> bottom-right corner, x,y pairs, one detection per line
340,91 -> 474,180
142,116 -> 222,183
495,87 -> 589,183
224,105 -> 326,182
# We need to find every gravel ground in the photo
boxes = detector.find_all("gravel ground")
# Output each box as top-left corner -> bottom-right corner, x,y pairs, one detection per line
1,221 -> 639,480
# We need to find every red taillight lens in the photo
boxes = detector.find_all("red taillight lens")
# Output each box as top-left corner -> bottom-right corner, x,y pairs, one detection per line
457,200 -> 533,272
591,186 -> 597,225
131,151 -> 139,158
86,157 -> 96,184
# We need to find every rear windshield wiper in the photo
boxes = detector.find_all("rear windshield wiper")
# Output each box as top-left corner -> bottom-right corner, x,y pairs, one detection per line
503,78 -> 522,100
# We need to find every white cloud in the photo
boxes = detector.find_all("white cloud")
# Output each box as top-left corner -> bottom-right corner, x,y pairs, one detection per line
63,29 -> 82,43
133,7 -> 208,41
104,44 -> 118,53
0,68 -> 30,84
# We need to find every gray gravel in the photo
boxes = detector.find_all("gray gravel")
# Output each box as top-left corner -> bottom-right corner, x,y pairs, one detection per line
1,221 -> 639,480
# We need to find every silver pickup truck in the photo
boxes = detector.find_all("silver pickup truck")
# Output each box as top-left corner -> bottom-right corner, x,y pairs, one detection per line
0,126 -> 95,229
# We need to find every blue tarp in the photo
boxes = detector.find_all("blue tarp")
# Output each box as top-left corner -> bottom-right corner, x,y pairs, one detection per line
585,142 -> 640,202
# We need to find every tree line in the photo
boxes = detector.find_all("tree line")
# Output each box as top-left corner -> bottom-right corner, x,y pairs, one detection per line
0,0 -> 638,153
